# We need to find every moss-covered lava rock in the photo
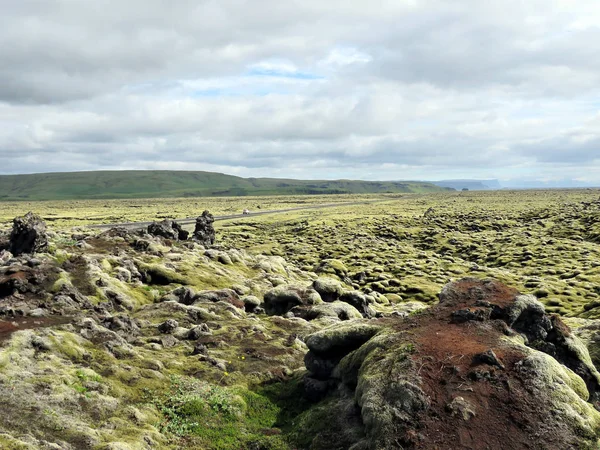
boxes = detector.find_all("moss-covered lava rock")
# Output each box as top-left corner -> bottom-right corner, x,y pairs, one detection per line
297,278 -> 600,449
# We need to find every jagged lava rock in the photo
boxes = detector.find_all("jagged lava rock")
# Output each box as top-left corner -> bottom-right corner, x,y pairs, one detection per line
193,210 -> 216,246
147,219 -> 188,240
10,212 -> 48,256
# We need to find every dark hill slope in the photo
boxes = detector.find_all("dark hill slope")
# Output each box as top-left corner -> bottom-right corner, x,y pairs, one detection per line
0,170 -> 450,201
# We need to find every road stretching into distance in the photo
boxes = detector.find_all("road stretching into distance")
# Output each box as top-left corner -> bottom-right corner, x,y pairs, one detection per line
88,198 -> 392,231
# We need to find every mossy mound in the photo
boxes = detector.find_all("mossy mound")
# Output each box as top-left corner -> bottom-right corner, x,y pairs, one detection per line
295,279 -> 600,449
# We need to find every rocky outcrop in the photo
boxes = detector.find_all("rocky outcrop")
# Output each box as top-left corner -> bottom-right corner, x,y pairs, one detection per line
147,219 -> 189,240
193,210 -> 216,246
263,279 -> 376,321
263,285 -> 322,316
298,278 -> 600,449
339,290 -> 376,318
312,278 -> 344,302
10,212 -> 48,256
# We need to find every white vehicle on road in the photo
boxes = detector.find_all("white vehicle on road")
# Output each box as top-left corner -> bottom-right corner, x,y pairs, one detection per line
242,209 -> 250,215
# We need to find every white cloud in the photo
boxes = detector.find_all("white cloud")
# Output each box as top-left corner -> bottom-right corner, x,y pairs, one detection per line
0,0 -> 600,185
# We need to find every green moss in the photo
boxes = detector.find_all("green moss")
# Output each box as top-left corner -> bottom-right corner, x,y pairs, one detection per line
516,351 -> 600,444
0,435 -> 36,450
48,331 -> 89,362
140,263 -> 190,286
305,323 -> 382,355
145,377 -> 291,450
287,396 -> 365,450
50,271 -> 71,293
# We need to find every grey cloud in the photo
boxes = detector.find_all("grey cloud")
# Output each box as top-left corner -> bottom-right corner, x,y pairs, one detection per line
515,135 -> 600,164
1,0 -> 600,183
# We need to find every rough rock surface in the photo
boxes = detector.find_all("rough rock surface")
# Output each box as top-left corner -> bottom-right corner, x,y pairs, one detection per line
339,290 -> 376,318
147,219 -> 189,240
312,278 -> 344,302
10,212 -> 48,256
193,210 -> 216,246
300,278 -> 600,449
263,285 -> 322,316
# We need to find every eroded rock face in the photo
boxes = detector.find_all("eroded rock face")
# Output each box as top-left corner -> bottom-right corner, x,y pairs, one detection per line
10,212 -> 48,256
147,219 -> 189,240
299,278 -> 600,450
193,210 -> 216,246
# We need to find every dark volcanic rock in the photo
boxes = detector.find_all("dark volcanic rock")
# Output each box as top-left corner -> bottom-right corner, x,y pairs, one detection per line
339,290 -> 376,318
304,351 -> 341,379
193,210 -> 216,246
187,323 -> 211,340
147,219 -> 188,240
193,289 -> 243,309
312,278 -> 343,302
10,212 -> 48,256
101,315 -> 141,339
303,376 -> 331,402
473,349 -> 505,369
263,286 -> 321,316
158,319 -> 179,334
0,234 -> 9,252
451,308 -> 491,323
100,227 -> 134,239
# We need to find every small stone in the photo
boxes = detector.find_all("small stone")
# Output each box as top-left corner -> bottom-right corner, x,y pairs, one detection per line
187,324 -> 211,340
29,308 -> 47,317
26,258 -> 42,267
446,396 -> 476,421
473,349 -> 505,370
452,308 -> 491,323
242,295 -> 262,313
192,343 -> 208,356
160,335 -> 179,348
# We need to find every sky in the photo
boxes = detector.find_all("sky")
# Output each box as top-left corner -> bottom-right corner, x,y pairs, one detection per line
1,0 -> 600,186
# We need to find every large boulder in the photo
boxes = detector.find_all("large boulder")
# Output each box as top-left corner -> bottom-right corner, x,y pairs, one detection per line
193,210 -> 216,246
290,301 -> 363,322
339,290 -> 376,318
263,285 -> 322,316
147,219 -> 188,240
192,289 -> 244,309
305,322 -> 382,357
312,278 -> 344,302
10,212 -> 48,256
242,295 -> 262,313
296,278 -> 600,449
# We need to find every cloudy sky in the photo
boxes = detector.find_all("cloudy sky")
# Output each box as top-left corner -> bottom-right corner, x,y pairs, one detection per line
1,0 -> 600,185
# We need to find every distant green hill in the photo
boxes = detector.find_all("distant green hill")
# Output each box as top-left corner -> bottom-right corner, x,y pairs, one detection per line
0,170 -> 451,201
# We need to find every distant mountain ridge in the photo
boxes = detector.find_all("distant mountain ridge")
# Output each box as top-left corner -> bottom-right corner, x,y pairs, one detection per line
0,170 -> 451,201
432,179 -> 501,190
